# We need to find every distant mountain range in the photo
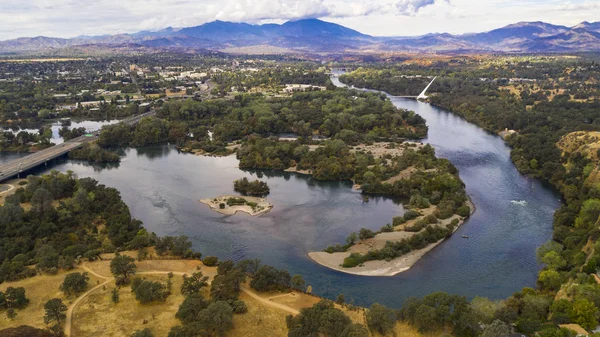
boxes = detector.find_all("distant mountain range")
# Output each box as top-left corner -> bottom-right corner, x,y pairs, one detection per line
1,19 -> 599,54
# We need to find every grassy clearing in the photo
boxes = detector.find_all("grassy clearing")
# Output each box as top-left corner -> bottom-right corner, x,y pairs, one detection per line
0,268 -> 101,329
72,275 -> 183,337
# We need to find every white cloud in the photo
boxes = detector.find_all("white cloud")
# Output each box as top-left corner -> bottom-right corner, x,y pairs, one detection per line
0,0 -> 598,40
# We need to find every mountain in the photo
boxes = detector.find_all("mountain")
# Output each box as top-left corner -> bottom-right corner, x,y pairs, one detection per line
572,21 -> 600,33
0,19 -> 599,54
463,22 -> 570,46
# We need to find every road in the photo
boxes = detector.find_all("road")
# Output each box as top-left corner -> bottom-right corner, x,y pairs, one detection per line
0,111 -> 155,183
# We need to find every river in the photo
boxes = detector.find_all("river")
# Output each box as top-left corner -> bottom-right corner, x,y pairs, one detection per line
0,83 -> 560,308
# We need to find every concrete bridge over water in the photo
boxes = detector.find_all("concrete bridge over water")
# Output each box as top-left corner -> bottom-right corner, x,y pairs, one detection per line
0,111 -> 155,183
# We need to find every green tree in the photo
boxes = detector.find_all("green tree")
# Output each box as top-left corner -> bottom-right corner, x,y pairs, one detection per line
4,287 -> 29,309
110,254 -> 137,283
570,298 -> 598,330
180,272 -> 209,297
481,319 -> 510,337
291,274 -> 305,290
367,303 -> 396,335
131,278 -> 169,303
538,269 -> 562,291
60,272 -> 89,295
175,293 -> 209,324
111,288 -> 119,304
43,298 -> 67,325
196,301 -> 234,335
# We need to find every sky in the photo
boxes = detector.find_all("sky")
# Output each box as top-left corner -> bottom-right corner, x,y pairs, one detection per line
0,0 -> 599,40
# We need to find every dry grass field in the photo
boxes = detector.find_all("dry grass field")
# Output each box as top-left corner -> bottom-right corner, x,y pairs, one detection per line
0,269 -> 102,330
1,258 -> 431,337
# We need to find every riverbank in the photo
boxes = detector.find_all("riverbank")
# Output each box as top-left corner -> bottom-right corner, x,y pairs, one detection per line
309,199 -> 475,276
199,195 -> 273,216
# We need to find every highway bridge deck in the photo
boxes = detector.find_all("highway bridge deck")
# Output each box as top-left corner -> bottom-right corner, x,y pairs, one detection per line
0,111 -> 154,183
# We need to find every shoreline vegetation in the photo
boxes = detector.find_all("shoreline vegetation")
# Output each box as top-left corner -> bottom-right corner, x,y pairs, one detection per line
199,195 -> 273,216
309,199 -> 475,276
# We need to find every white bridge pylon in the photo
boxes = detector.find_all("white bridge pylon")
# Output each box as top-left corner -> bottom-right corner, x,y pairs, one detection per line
417,76 -> 437,100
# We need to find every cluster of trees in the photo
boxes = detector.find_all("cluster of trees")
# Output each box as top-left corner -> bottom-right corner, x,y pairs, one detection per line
233,177 -> 270,197
286,300 -> 369,337
98,117 -> 171,148
152,88 -> 427,156
0,171 -> 147,283
58,126 -> 86,141
0,286 -> 29,320
69,143 -> 121,162
0,128 -> 53,152
168,260 -> 251,337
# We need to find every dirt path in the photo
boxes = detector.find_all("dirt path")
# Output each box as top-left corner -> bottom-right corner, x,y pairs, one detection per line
240,286 -> 299,315
64,265 -> 300,336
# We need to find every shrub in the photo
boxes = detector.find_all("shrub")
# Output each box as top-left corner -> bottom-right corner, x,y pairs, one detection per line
403,209 -> 420,220
203,256 -> 218,266
230,300 -> 248,314
457,205 -> 471,217
342,253 -> 364,268
392,216 -> 406,226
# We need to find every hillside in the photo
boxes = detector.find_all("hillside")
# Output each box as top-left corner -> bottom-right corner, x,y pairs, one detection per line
557,131 -> 600,188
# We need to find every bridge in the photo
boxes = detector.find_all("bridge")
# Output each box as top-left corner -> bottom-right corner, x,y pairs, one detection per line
395,76 -> 437,100
0,111 -> 155,183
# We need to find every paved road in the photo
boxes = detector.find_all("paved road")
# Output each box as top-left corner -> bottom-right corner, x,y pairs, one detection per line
0,111 -> 155,183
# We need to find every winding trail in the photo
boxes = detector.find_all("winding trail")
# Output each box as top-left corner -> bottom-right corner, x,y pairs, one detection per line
64,263 -> 300,336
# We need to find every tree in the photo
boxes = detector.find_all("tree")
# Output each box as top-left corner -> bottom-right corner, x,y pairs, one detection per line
196,301 -> 233,335
336,294 -> 345,305
358,228 -> 375,241
60,272 -> 89,295
346,232 -> 358,245
4,287 -> 29,309
131,278 -> 169,303
180,272 -> 209,297
367,303 -> 396,334
43,298 -> 67,325
31,188 -> 54,216
320,307 -> 351,336
481,319 -> 511,337
131,328 -> 154,337
538,269 -> 562,291
36,244 -> 60,272
211,268 -> 245,301
176,294 -> 209,324
541,251 -> 566,270
110,254 -> 137,283
341,324 -> 369,337
6,308 -> 17,320
570,298 -> 598,330
291,274 -> 305,290
111,288 -> 119,304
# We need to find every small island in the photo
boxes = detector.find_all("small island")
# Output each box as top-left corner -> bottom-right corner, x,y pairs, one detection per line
201,179 -> 272,216
200,195 -> 273,216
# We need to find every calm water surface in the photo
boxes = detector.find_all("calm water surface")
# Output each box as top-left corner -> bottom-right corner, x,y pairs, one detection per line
0,83 -> 560,307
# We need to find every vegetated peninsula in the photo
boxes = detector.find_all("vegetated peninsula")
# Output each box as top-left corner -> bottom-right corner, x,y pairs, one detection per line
308,143 -> 473,276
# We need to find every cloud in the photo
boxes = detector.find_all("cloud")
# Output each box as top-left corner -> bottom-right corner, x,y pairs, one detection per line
214,0 -> 332,22
0,0 -> 598,40
395,0 -> 448,16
